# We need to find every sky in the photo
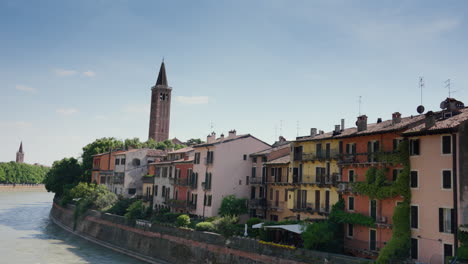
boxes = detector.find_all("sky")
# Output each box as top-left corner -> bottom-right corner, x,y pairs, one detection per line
1,0 -> 468,166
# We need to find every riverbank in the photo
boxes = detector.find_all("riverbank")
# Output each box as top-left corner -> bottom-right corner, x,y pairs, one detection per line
0,184 -> 46,192
50,202 -> 369,264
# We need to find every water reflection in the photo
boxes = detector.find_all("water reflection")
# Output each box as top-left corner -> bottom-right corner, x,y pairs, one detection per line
0,191 -> 146,264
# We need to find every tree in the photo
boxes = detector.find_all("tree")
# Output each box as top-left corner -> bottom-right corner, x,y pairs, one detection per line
186,138 -> 204,146
44,157 -> 83,196
218,195 -> 248,216
81,137 -> 124,181
124,138 -> 143,150
0,162 -> 49,184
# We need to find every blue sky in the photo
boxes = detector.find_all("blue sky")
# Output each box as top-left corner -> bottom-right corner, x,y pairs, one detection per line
1,0 -> 467,165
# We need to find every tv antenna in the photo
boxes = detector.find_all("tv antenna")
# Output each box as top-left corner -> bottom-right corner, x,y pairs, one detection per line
417,77 -> 425,114
279,120 -> 284,136
210,121 -> 214,131
358,96 -> 362,116
445,79 -> 456,98
296,121 -> 300,137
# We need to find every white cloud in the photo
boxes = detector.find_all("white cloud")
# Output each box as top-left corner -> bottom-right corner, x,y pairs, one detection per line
53,69 -> 78,76
83,71 -> 96,77
56,108 -> 79,116
123,104 -> 150,114
15,85 -> 36,93
176,96 -> 210,105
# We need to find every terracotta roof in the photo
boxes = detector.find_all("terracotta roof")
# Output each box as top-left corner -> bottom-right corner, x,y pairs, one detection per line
404,108 -> 468,135
194,134 -> 270,148
92,150 -> 126,157
168,146 -> 193,154
250,143 -> 290,156
265,155 -> 290,165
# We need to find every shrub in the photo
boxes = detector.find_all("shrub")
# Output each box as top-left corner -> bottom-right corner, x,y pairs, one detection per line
94,191 -> 118,211
302,221 -> 335,250
152,212 -> 181,223
213,215 -> 238,237
124,200 -> 146,221
218,195 -> 247,216
247,217 -> 262,237
106,198 -> 138,216
195,221 -> 216,232
177,214 -> 191,227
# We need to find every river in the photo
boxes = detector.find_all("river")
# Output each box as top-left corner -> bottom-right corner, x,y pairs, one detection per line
0,191 -> 146,264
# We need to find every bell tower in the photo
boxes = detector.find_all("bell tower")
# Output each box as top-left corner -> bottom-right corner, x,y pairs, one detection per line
148,61 -> 172,142
16,141 -> 24,163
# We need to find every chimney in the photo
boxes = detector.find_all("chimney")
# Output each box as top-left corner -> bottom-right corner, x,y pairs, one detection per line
228,130 -> 237,138
220,133 -> 225,140
377,118 -> 382,123
319,130 -> 324,135
184,154 -> 189,161
310,128 -> 317,137
392,112 -> 402,125
278,136 -> 286,142
341,119 -> 345,131
334,125 -> 340,133
207,132 -> 216,143
356,115 -> 368,132
425,111 -> 436,129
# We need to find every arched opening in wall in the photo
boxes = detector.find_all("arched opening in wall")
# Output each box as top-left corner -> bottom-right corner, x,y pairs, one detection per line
132,158 -> 141,166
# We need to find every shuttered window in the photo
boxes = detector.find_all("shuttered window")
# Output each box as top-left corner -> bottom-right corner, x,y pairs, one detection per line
442,170 -> 452,189
442,135 -> 452,154
411,238 -> 418,259
410,171 -> 418,188
411,205 -> 418,229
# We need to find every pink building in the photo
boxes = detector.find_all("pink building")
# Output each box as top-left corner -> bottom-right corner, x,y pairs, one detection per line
404,100 -> 468,263
189,130 -> 270,217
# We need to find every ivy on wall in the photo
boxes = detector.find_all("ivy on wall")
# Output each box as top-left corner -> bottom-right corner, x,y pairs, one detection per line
329,199 -> 375,227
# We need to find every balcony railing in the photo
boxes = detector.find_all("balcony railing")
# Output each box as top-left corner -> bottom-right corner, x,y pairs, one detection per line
187,203 -> 197,210
249,177 -> 264,185
292,174 -> 340,186
168,199 -> 188,209
338,151 -> 399,165
292,202 -> 330,213
175,178 -> 189,186
249,198 -> 266,208
267,201 -> 285,212
202,182 -> 211,191
302,150 -> 340,161
142,175 -> 155,183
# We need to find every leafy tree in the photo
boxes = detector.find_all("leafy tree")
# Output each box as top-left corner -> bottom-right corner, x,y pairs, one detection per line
213,215 -> 239,237
302,222 -> 336,250
81,137 -> 124,181
124,138 -> 143,150
186,138 -> 204,146
0,162 -> 49,184
142,138 -> 158,149
218,195 -> 248,216
44,158 -> 83,196
107,198 -> 138,216
124,200 -> 146,221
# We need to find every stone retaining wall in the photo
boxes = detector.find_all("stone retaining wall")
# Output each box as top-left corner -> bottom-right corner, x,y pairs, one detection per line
0,184 -> 46,192
50,202 -> 371,264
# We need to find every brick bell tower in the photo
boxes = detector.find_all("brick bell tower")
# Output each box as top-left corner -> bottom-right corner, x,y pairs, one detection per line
148,60 -> 172,142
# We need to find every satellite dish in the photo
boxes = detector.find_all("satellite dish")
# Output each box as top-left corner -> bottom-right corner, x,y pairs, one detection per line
440,100 -> 448,109
417,105 -> 425,114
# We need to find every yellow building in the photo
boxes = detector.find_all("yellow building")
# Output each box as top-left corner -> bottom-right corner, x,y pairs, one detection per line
288,130 -> 341,221
264,155 -> 296,221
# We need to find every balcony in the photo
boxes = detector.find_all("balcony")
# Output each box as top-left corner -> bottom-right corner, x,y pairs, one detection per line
292,202 -> 330,214
142,196 -> 153,202
201,182 -> 211,191
338,151 -> 399,166
249,198 -> 266,208
142,175 -> 155,184
249,177 -> 264,185
302,150 -> 340,161
291,174 -> 340,186
187,203 -> 197,210
337,182 -> 353,193
175,178 -> 189,187
168,199 -> 188,209
375,216 -> 392,229
267,201 -> 285,212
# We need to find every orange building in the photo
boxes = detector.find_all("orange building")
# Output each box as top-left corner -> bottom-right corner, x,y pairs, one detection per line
91,150 -> 124,184
338,113 -> 423,258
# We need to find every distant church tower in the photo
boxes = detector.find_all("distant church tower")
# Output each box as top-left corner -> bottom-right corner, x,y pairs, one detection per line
16,142 -> 24,163
148,61 -> 172,142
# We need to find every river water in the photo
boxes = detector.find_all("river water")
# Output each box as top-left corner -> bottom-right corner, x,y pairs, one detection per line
0,191 -> 146,264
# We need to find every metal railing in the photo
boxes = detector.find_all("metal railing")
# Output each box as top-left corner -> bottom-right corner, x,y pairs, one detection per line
202,182 -> 211,190
249,177 -> 264,185
302,150 -> 340,161
175,178 -> 189,186
249,198 -> 266,208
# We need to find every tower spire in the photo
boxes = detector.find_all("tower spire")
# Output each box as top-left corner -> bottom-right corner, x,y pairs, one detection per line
155,60 -> 168,86
16,141 -> 24,163
19,141 -> 23,153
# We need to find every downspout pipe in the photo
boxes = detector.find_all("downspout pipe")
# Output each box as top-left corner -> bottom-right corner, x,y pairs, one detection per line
453,132 -> 459,254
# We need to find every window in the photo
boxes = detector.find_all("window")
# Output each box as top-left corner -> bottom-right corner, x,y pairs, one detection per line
246,176 -> 249,185
252,167 -> 256,178
259,187 -> 264,198
370,200 -> 377,221
367,140 -> 380,162
393,169 -> 402,181
128,188 -> 136,195
442,170 -> 452,189
348,196 -> 355,211
442,135 -> 452,154
204,195 -> 212,206
349,170 -> 355,182
369,229 -> 376,251
251,187 -> 256,199
411,205 -> 418,229
270,188 -> 273,200
162,186 -> 166,197
243,154 -> 247,160
444,244 -> 453,260
393,138 -> 402,151
347,224 -> 354,237
411,238 -> 418,259
206,151 -> 214,164
439,208 -> 454,233
410,171 -> 418,188
194,153 -> 200,164
284,190 -> 288,201
410,139 -> 420,156
262,156 -> 267,162
154,185 -> 158,196
115,159 -> 120,165
121,158 -> 126,165
252,157 -> 257,163
346,143 -> 356,154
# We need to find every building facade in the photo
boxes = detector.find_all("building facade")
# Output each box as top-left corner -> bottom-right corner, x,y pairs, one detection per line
148,61 -> 172,142
189,130 -> 270,218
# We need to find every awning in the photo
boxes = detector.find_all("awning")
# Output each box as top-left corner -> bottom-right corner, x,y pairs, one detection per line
252,223 -> 304,234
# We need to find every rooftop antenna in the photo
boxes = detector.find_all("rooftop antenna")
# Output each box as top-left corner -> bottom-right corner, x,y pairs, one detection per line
445,79 -> 456,98
210,121 -> 214,132
274,124 -> 278,139
358,96 -> 362,116
280,120 -> 284,136
417,77 -> 425,114
296,121 -> 300,137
